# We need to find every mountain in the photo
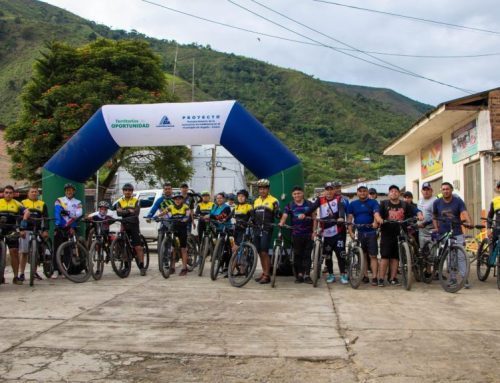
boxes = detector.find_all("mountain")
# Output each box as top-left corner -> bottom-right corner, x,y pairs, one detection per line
0,0 -> 433,186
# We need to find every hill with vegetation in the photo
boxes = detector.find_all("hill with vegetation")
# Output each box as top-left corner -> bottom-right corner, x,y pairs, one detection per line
0,0 -> 433,187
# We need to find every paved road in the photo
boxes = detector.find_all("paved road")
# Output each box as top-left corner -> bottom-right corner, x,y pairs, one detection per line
1,253 -> 500,382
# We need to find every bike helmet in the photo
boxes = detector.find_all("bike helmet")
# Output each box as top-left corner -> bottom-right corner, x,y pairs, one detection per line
172,191 -> 183,199
122,183 -> 134,190
237,189 -> 249,198
64,183 -> 76,190
256,179 -> 270,187
227,193 -> 235,200
98,201 -> 110,209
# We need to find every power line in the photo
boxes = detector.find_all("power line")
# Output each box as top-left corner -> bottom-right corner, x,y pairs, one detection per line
229,0 -> 474,94
142,0 -> 500,59
313,0 -> 500,36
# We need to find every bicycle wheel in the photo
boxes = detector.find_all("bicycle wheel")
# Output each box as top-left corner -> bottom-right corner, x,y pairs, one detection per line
198,236 -> 211,277
271,245 -> 282,288
29,239 -> 37,287
158,236 -> 172,279
210,237 -> 224,281
135,235 -> 149,270
439,245 -> 469,293
0,241 -> 5,284
228,242 -> 258,287
408,238 -> 421,283
90,241 -> 104,281
348,245 -> 365,289
399,242 -> 413,291
56,241 -> 91,283
476,239 -> 491,281
85,226 -> 95,250
110,237 -> 131,278
311,241 -> 322,288
39,238 -> 54,278
187,235 -> 199,269
421,241 -> 435,284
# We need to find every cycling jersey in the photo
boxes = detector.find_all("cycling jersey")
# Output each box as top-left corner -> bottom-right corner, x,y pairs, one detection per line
88,212 -> 114,232
234,203 -> 253,222
196,201 -> 215,216
0,198 -> 25,225
487,196 -> 500,230
312,196 -> 345,237
54,196 -> 82,228
253,195 -> 279,227
146,194 -> 174,218
210,203 -> 232,231
22,198 -> 48,230
113,196 -> 139,225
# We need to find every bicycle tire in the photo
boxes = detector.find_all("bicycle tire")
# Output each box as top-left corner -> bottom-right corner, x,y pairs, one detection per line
420,241 -> 434,284
0,241 -> 5,284
476,239 -> 491,281
348,245 -> 365,289
210,237 -> 224,281
439,244 -> 469,293
187,235 -> 199,269
228,242 -> 258,287
158,236 -> 172,279
311,240 -> 322,288
110,237 -> 131,278
40,238 -> 54,278
198,236 -> 211,277
271,245 -> 282,288
29,238 -> 37,287
90,241 -> 104,281
134,235 -> 150,270
408,237 -> 421,282
399,242 -> 413,291
56,241 -> 91,283
85,226 -> 95,250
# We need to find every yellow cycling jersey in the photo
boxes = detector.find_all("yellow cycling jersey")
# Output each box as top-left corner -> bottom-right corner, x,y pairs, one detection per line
116,197 -> 139,209
22,199 -> 45,213
253,195 -> 279,211
0,198 -> 24,214
169,203 -> 190,219
197,201 -> 214,215
493,196 -> 500,212
234,203 -> 253,218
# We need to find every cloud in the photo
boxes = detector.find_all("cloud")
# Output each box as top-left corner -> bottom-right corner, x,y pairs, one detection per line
42,0 -> 500,105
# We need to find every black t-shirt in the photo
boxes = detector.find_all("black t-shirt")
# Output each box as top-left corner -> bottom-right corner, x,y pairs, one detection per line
379,199 -> 414,237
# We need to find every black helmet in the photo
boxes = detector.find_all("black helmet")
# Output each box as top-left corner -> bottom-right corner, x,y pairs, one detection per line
172,191 -> 183,199
237,189 -> 249,198
227,193 -> 235,200
64,183 -> 76,190
98,201 -> 110,209
122,183 -> 134,190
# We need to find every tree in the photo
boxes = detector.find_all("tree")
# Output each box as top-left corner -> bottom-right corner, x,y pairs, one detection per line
5,38 -> 192,199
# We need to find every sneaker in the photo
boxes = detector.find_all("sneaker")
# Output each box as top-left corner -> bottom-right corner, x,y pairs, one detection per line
447,278 -> 458,288
13,277 -> 23,285
179,268 -> 188,276
18,274 -> 25,282
326,274 -> 335,283
34,272 -> 43,281
378,278 -> 385,287
51,273 -> 58,280
371,278 -> 377,286
223,270 -> 229,278
140,268 -> 147,276
424,272 -> 432,280
295,276 -> 304,284
340,274 -> 348,285
390,278 -> 401,286
362,276 -> 370,284
303,276 -> 313,284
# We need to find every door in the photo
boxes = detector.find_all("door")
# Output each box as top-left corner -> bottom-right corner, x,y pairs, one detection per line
464,161 -> 482,225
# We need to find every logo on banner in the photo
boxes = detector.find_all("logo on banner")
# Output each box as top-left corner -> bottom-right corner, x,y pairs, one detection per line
156,115 -> 174,129
111,119 -> 149,129
181,114 -> 222,130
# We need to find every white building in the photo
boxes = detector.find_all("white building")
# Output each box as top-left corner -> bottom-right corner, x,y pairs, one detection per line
384,88 -> 500,225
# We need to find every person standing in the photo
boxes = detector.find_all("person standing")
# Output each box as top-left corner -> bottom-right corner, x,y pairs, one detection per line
210,193 -> 233,277
417,182 -> 437,279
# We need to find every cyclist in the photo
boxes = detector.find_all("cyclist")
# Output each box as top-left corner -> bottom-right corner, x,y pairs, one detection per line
165,192 -> 191,276
486,181 -> 500,251
0,185 -> 29,285
252,179 -> 279,284
194,191 -> 215,242
113,183 -> 146,276
417,182 -> 436,279
210,192 -> 233,277
378,185 -> 422,287
232,189 -> 253,252
145,182 -> 174,221
19,186 -> 49,282
279,185 -> 315,284
54,183 -> 83,278
312,181 -> 347,284
347,184 -> 382,286
368,188 -> 378,200
432,182 -> 472,287
87,201 -> 115,268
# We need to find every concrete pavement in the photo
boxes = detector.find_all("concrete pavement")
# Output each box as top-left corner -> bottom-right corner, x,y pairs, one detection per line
1,255 -> 500,382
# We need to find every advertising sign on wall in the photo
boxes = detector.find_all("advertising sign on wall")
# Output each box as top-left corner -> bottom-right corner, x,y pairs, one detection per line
452,120 -> 478,163
421,138 -> 443,178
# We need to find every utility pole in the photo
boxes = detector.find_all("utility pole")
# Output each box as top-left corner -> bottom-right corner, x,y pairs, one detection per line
210,146 -> 217,197
191,57 -> 195,102
172,44 -> 178,95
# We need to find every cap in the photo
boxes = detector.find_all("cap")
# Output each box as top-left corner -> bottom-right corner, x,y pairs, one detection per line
357,184 -> 368,191
388,184 -> 400,192
422,182 -> 432,190
368,188 -> 377,194
324,181 -> 334,189
180,183 -> 189,188
403,191 -> 413,198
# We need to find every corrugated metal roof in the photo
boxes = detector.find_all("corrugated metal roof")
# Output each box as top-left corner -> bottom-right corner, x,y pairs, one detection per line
342,174 -> 406,194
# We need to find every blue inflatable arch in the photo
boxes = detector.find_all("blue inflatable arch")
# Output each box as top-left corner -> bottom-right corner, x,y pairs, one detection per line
42,101 -> 303,207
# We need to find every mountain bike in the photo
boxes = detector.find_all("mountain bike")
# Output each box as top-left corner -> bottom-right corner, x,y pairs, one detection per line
343,222 -> 367,289
27,217 -> 55,286
195,217 -> 217,277
311,218 -> 338,288
476,217 -> 498,287
271,224 -> 292,288
228,220 -> 258,288
0,215 -> 20,285
86,219 -> 114,280
210,224 -> 232,281
110,218 -> 150,278
153,217 -> 187,279
55,217 -> 91,283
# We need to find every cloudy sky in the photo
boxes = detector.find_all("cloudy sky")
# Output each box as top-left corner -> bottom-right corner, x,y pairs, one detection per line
42,0 -> 500,106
